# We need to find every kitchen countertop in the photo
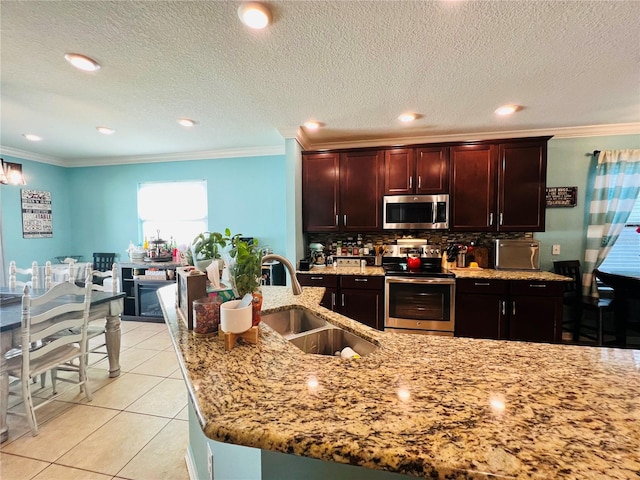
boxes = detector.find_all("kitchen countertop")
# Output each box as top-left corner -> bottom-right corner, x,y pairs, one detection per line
297,265 -> 570,281
160,285 -> 639,479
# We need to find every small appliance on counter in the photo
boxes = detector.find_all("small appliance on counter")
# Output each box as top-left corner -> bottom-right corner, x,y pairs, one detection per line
495,239 -> 541,270
309,243 -> 326,267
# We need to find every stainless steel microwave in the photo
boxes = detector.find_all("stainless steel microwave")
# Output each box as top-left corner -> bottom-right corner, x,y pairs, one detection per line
383,194 -> 449,230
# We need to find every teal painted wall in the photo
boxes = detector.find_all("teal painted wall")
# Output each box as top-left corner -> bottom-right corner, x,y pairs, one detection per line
537,134 -> 640,271
0,155 -> 74,276
1,154 -> 287,283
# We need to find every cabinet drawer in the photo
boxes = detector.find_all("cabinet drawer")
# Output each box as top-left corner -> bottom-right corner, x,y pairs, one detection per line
297,274 -> 339,288
340,275 -> 384,290
510,280 -> 565,297
456,278 -> 508,295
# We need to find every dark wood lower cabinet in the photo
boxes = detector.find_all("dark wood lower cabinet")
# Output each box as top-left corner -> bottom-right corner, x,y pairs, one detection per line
455,278 -> 563,343
297,274 -> 384,330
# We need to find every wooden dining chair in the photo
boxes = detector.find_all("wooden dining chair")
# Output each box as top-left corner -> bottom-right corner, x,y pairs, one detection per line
4,279 -> 93,436
82,263 -> 118,365
9,261 -> 39,289
553,260 -> 613,345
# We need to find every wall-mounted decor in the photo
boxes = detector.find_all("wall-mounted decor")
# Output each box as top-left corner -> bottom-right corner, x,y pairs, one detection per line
546,186 -> 577,208
21,189 -> 52,238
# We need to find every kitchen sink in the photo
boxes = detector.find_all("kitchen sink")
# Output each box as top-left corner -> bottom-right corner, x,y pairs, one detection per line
261,307 -> 329,336
288,327 -> 377,357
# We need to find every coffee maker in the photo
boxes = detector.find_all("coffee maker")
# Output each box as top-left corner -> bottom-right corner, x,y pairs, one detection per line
309,243 -> 326,267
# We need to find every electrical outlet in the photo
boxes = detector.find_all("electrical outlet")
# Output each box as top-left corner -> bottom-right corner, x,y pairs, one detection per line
207,443 -> 214,480
552,244 -> 561,255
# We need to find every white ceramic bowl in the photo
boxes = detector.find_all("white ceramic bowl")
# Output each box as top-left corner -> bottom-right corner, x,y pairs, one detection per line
220,300 -> 252,334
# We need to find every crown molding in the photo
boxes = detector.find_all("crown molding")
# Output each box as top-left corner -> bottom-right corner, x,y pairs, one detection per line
278,127 -> 311,150
300,123 -> 640,151
0,146 -> 67,166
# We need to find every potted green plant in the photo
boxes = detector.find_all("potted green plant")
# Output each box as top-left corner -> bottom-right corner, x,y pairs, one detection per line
227,233 -> 263,299
191,231 -> 227,272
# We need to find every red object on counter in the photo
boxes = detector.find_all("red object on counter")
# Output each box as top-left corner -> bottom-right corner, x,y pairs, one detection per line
407,257 -> 421,269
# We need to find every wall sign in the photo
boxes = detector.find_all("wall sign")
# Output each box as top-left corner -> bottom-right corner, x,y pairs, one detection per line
21,189 -> 53,238
546,186 -> 577,208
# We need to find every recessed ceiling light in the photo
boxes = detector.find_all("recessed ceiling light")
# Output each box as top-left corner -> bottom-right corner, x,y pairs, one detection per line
96,126 -> 115,135
177,118 -> 197,127
495,104 -> 519,116
23,134 -> 42,142
398,113 -> 416,123
64,53 -> 101,72
238,2 -> 271,29
303,121 -> 320,130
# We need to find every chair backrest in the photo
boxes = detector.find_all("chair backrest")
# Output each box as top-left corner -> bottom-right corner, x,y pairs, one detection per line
553,260 -> 582,297
20,276 -> 93,370
93,253 -> 116,272
9,261 -> 39,289
83,262 -> 118,293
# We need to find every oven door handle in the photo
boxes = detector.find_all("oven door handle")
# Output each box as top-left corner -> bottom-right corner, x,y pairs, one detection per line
385,276 -> 455,285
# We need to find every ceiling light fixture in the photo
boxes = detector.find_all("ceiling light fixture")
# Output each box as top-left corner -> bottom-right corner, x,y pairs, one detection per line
64,53 -> 101,72
495,104 -> 519,116
177,118 -> 197,127
303,121 -> 320,130
23,133 -> 42,142
1,159 -> 26,185
398,113 -> 417,123
96,126 -> 115,135
238,2 -> 271,29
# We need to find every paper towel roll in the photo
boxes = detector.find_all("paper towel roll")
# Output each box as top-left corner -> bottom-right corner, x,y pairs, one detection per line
340,347 -> 361,359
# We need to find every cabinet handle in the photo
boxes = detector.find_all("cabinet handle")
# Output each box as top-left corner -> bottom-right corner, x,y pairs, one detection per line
376,294 -> 379,327
344,215 -> 347,226
310,276 -> 324,280
474,282 -> 490,286
354,278 -> 368,282
331,292 -> 336,310
409,176 -> 413,189
529,284 -> 547,288
499,213 -> 504,225
501,300 -> 506,316
336,214 -> 339,226
341,293 -> 345,307
512,301 -> 516,316
418,176 -> 422,189
489,213 -> 494,226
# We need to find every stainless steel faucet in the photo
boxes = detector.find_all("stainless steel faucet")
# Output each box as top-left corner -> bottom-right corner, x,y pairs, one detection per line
262,254 -> 303,295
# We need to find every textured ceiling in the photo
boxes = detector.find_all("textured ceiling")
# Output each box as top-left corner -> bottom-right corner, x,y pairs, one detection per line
1,0 -> 639,166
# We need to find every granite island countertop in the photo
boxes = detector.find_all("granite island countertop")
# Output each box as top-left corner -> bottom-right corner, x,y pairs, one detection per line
160,285 -> 639,479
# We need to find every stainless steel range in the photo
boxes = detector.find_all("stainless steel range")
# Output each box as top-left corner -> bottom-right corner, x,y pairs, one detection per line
383,239 -> 455,336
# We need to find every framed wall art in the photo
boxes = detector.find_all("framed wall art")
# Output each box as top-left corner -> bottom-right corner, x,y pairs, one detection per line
21,189 -> 53,238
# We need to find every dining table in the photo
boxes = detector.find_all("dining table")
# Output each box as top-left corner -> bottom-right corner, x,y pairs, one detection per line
0,286 -> 124,443
595,268 -> 640,346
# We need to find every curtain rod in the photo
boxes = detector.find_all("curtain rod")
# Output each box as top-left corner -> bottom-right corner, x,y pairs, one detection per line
593,150 -> 601,156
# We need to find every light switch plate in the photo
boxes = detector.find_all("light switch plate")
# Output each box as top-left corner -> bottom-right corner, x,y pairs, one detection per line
552,244 -> 561,255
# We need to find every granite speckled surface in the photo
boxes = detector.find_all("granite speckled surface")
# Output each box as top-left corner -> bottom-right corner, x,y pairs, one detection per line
160,285 -> 639,479
298,265 -> 571,281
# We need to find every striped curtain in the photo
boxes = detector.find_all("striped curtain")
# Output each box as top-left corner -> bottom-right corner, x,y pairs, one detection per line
583,149 -> 640,297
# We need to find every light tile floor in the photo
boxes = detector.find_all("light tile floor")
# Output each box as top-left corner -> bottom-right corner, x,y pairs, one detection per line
0,321 -> 190,480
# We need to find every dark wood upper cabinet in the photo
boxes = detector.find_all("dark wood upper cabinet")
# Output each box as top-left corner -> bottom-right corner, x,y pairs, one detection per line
384,147 -> 448,195
450,137 -> 550,232
302,150 -> 383,232
498,141 -> 547,231
302,152 -> 339,232
340,150 -> 383,231
450,144 -> 498,231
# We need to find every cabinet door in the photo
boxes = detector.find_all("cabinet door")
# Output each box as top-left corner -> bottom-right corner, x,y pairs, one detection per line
498,140 -> 548,231
508,295 -> 562,343
302,153 -> 339,232
340,150 -> 383,231
338,289 -> 383,330
415,147 -> 449,194
450,144 -> 497,231
297,274 -> 339,310
455,294 -> 506,339
384,148 -> 415,195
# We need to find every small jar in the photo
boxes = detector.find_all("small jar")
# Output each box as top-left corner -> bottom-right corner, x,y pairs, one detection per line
192,297 -> 222,336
